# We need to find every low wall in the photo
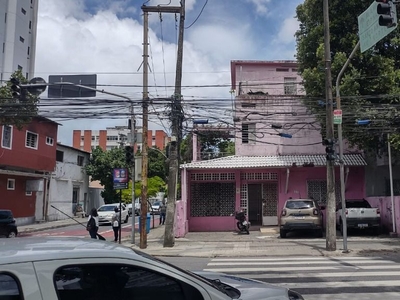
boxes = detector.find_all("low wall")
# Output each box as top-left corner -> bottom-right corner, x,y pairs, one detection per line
366,196 -> 400,234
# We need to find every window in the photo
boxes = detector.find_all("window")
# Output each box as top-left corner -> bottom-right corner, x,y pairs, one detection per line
29,20 -> 31,29
46,136 -> 54,146
7,179 -> 15,190
106,136 -> 118,141
54,264 -> 203,300
27,46 -> 30,55
241,103 -> 256,108
26,191 -> 32,196
4,13 -> 7,23
21,8 -> 26,14
77,155 -> 84,166
18,65 -> 22,71
241,123 -> 256,144
2,125 -> 12,149
19,36 -> 24,43
0,273 -> 22,299
56,150 -> 64,162
2,42 -> 4,53
25,131 -> 38,149
276,68 -> 289,72
307,180 -> 341,205
284,77 -> 297,95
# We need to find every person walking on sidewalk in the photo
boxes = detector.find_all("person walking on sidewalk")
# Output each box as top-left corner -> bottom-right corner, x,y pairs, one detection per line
111,207 -> 121,242
87,208 -> 99,239
159,201 -> 166,225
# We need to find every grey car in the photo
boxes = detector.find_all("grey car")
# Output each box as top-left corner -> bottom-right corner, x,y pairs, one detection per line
0,237 -> 303,300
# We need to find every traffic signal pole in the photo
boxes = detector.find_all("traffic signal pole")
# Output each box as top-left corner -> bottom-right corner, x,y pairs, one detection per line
323,0 -> 336,251
335,40 -> 360,253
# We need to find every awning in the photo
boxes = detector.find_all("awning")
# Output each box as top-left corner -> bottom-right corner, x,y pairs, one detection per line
181,154 -> 367,170
0,169 -> 49,178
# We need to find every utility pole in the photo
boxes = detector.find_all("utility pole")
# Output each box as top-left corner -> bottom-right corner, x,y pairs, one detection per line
164,0 -> 185,248
140,3 -> 182,249
140,9 -> 149,249
335,41 -> 360,253
323,0 -> 336,251
130,106 -> 136,245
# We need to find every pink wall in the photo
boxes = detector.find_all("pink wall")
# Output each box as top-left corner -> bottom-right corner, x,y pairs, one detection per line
183,166 -> 366,233
367,196 -> 400,234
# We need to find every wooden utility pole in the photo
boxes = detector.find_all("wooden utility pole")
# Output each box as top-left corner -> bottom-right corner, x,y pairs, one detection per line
323,0 -> 336,251
140,9 -> 149,249
141,4 -> 182,249
164,0 -> 185,248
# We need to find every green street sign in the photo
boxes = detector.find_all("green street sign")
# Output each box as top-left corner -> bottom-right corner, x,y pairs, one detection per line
358,1 -> 397,53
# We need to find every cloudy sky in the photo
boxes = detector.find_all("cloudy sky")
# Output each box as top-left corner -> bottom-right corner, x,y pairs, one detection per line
35,0 -> 303,145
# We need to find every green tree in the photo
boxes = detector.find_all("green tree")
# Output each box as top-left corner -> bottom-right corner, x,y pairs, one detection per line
121,176 -> 166,204
0,70 -> 39,128
85,146 -> 127,203
296,0 -> 400,152
148,147 -> 168,181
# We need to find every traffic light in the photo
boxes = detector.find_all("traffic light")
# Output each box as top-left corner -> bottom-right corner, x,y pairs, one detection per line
10,78 -> 21,99
125,146 -> 134,165
323,139 -> 336,161
376,0 -> 397,27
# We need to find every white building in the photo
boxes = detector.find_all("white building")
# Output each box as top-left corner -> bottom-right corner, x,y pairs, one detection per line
47,144 -> 90,221
0,0 -> 38,81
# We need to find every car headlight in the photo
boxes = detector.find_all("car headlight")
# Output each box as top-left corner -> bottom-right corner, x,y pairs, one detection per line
288,289 -> 304,300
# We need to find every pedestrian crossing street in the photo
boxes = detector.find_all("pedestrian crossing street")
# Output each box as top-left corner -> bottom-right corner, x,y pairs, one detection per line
203,256 -> 400,300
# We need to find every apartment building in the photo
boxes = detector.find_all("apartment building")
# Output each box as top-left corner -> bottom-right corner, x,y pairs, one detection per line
72,126 -> 169,152
0,0 -> 38,82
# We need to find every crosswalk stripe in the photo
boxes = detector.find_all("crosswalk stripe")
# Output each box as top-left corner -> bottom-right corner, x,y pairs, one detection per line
211,256 -> 377,262
204,263 -> 400,272
246,270 -> 400,279
272,280 -> 400,289
208,259 -> 392,266
305,293 -> 400,300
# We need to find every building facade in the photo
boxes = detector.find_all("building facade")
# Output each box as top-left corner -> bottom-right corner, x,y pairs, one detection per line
0,0 -> 38,81
175,60 -> 367,235
72,126 -> 169,152
0,117 -> 58,225
47,144 -> 90,221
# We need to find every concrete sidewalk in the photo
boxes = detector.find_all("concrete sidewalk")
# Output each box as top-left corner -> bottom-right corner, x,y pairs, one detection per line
17,219 -> 400,258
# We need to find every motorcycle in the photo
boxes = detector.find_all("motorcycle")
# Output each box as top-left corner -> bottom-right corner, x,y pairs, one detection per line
234,211 -> 250,234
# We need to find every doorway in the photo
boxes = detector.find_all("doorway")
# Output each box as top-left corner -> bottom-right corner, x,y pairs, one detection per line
248,184 -> 263,226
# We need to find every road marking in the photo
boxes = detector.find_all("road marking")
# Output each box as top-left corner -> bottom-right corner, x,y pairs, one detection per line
272,280 -> 400,289
211,257 -> 382,262
208,260 -> 391,266
247,270 -> 400,279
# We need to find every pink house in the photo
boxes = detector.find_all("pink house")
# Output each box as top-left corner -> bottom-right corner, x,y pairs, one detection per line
174,60 -> 367,235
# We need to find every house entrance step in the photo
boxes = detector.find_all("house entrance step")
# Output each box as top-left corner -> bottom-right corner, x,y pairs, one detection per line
260,226 -> 279,235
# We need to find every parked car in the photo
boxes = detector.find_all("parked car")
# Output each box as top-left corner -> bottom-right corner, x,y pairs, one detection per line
0,237 -> 304,300
150,201 -> 162,215
0,209 -> 18,238
280,198 -> 324,238
126,200 -> 141,216
336,199 -> 381,234
97,203 -> 129,225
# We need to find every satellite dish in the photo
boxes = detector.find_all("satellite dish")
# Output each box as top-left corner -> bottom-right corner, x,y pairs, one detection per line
28,77 -> 47,96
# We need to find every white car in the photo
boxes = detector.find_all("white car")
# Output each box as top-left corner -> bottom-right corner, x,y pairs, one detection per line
97,203 -> 129,225
151,201 -> 162,215
0,237 -> 304,300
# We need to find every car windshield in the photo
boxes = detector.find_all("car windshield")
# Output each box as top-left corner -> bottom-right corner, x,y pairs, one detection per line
286,200 -> 314,209
346,200 -> 371,208
97,205 -> 115,212
152,202 -> 161,206
133,249 -> 241,298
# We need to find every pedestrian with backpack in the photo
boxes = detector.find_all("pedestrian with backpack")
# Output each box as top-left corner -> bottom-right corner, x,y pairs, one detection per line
111,206 -> 121,242
87,208 -> 99,239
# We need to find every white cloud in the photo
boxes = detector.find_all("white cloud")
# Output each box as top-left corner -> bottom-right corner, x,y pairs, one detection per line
245,0 -> 272,17
275,17 -> 299,45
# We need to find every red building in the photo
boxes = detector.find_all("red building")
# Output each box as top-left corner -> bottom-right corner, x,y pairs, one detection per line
0,117 -> 58,225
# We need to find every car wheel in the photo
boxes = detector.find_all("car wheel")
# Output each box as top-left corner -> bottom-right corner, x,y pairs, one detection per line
125,215 -> 129,223
280,230 -> 287,238
7,230 -> 17,238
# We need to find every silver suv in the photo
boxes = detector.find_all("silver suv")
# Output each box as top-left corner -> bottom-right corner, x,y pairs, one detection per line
280,198 -> 324,238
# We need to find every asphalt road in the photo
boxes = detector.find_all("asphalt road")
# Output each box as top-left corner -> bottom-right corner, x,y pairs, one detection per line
20,215 -> 160,241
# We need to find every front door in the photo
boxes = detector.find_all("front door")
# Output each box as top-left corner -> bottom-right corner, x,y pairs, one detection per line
248,184 -> 263,226
262,182 -> 278,225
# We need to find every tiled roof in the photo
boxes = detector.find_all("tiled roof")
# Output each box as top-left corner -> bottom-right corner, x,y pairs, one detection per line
181,154 -> 366,170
